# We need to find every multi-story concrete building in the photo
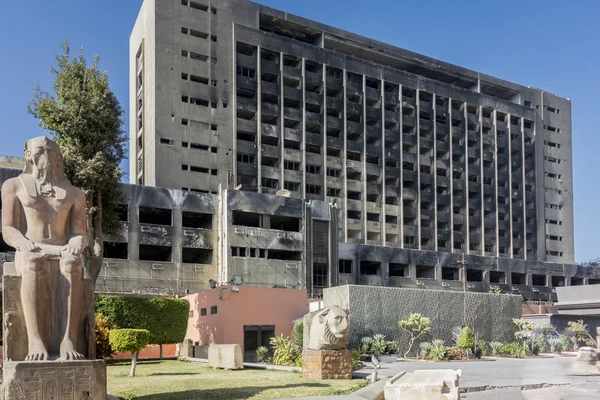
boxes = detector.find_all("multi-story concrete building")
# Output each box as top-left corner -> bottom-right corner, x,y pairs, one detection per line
1,0 -> 588,301
131,0 -> 574,269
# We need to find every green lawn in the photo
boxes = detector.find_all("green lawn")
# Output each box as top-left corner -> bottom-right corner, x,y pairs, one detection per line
107,360 -> 368,400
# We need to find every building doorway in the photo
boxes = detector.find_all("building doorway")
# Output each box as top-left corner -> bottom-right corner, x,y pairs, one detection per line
243,325 -> 275,361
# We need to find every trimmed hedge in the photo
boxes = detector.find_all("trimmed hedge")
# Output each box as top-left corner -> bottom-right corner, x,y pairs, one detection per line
95,295 -> 189,346
109,329 -> 150,354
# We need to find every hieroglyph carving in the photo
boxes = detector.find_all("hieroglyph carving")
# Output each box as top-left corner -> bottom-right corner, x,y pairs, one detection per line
303,306 -> 350,350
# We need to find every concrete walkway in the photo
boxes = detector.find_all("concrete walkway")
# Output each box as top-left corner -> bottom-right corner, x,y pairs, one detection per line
287,355 -> 600,400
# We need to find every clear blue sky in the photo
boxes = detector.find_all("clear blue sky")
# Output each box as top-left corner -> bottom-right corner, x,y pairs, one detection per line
1,0 -> 598,262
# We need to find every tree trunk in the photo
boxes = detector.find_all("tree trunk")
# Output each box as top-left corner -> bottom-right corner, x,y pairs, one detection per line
130,351 -> 138,377
160,344 -> 163,360
404,338 -> 415,359
85,190 -> 104,284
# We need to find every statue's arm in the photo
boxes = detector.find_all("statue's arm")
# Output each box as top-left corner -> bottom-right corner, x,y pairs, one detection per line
66,189 -> 88,253
1,179 -> 36,250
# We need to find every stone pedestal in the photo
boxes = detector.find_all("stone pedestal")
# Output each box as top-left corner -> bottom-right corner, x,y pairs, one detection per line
302,349 -> 352,380
3,359 -> 107,400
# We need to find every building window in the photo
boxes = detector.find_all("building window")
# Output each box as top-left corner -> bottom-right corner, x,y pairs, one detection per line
284,160 -> 300,171
313,263 -> 328,288
237,153 -> 255,163
200,308 -> 207,316
327,188 -> 341,197
306,164 -> 321,174
160,138 -> 174,146
236,66 -> 256,79
327,168 -> 340,177
284,181 -> 301,192
306,185 -> 321,195
338,259 -> 352,274
210,306 -> 217,315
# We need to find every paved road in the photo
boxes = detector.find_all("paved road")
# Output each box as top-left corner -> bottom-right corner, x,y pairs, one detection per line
286,354 -> 600,400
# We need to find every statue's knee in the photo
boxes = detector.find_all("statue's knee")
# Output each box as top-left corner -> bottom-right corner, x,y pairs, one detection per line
60,256 -> 82,274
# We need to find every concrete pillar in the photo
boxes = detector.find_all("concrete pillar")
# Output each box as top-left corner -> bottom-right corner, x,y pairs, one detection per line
526,272 -> 532,286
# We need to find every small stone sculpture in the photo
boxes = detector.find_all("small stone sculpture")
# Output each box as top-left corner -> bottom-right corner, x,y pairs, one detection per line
303,306 -> 349,350
1,137 -> 87,361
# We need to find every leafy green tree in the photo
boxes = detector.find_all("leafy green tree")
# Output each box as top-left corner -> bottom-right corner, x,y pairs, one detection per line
109,329 -> 150,377
398,313 -> 431,358
95,295 -> 190,358
28,42 -> 127,283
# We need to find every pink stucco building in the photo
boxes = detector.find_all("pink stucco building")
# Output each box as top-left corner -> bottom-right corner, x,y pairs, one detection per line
185,286 -> 309,356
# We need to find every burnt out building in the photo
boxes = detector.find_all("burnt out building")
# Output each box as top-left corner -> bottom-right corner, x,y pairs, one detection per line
126,0 -> 587,298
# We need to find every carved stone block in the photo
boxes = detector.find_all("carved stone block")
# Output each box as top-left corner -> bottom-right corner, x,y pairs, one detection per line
3,359 -> 107,400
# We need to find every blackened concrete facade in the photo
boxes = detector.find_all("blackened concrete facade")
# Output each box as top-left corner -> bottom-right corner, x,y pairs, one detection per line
1,163 -> 597,299
130,0 -> 575,272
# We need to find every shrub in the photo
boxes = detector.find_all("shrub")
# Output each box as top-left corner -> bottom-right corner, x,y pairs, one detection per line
445,346 -> 467,361
567,320 -> 597,348
109,329 -> 150,377
498,342 -> 526,358
398,313 -> 431,358
270,335 -> 301,367
419,342 -> 432,359
549,337 -> 563,354
428,339 -> 446,361
95,313 -> 115,359
559,333 -> 575,352
476,340 -> 489,357
96,295 -> 189,358
292,321 -> 303,352
256,346 -> 269,363
360,337 -> 373,354
456,326 -> 475,350
351,349 -> 364,370
489,341 -> 503,356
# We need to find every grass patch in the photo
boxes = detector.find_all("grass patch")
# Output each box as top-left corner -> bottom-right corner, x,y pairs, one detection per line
107,359 -> 367,399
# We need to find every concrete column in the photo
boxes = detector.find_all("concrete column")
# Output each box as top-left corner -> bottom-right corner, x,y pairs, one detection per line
526,272 -> 532,286
129,205 -> 140,262
172,207 -> 183,290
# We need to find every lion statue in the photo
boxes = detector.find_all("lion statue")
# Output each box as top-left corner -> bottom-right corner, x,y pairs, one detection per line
303,306 -> 350,350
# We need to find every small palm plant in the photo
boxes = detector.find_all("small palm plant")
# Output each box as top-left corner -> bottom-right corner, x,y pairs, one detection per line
419,342 -> 432,359
489,341 -> 503,356
256,346 -> 269,363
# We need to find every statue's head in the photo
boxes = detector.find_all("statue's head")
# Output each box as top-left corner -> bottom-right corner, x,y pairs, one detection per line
23,137 -> 66,181
317,306 -> 350,347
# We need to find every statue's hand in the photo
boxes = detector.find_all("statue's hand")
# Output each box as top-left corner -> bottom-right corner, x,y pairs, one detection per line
62,243 -> 81,256
15,239 -> 41,252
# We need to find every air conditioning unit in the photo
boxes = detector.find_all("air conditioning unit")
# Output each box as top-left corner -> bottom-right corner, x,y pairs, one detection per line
467,284 -> 475,289
441,282 -> 450,287
141,226 -> 153,232
194,265 -> 204,272
416,280 -> 425,286
285,263 -> 298,269
184,230 -> 196,236
103,261 -> 118,269
151,264 -> 163,270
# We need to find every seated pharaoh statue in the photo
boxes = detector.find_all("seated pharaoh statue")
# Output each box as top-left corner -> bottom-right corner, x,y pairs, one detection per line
1,137 -> 90,362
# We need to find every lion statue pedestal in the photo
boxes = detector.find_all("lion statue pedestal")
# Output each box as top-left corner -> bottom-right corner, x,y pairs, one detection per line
301,306 -> 352,380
